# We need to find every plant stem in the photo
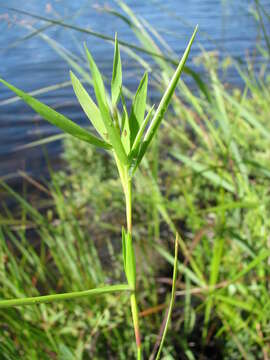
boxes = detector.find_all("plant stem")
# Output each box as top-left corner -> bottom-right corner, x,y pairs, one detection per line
124,167 -> 142,359
155,234 -> 179,360
125,174 -> 132,234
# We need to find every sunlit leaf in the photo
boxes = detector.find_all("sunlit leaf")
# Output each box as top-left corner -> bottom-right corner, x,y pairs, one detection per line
111,33 -> 122,106
130,104 -> 155,158
120,93 -> 131,153
172,152 -> 235,193
0,284 -> 131,308
84,44 -> 128,164
155,233 -> 179,360
70,71 -> 108,140
122,227 -> 127,272
130,26 -> 198,175
0,78 -> 111,150
129,72 -> 148,146
124,232 -> 136,289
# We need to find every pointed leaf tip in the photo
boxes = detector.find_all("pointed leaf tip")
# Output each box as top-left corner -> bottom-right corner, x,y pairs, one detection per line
84,43 -> 128,165
70,71 -> 108,140
111,31 -> 122,106
132,26 -> 198,173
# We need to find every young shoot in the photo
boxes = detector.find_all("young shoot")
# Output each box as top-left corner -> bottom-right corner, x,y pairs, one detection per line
0,26 -> 198,359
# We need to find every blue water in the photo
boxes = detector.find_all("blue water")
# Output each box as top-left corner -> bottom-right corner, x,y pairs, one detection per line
0,0 -> 268,181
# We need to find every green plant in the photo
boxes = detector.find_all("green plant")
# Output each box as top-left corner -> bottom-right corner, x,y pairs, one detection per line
0,27 -> 198,358
1,3 -> 270,356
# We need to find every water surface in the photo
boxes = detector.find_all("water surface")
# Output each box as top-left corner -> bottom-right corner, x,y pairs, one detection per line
0,0 -> 267,181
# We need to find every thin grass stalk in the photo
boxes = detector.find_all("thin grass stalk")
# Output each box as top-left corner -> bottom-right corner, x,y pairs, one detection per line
155,234 -> 179,360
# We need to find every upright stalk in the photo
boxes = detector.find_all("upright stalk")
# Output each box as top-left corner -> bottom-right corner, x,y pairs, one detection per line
0,26 -> 198,359
123,165 -> 142,359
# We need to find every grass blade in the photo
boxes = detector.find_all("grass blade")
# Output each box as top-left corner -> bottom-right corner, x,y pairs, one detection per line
129,72 -> 148,146
155,233 -> 179,360
7,6 -> 209,100
203,236 -> 224,341
121,93 -> 131,154
131,104 -> 155,157
144,25 -> 197,142
15,134 -> 66,150
0,284 -> 131,308
172,152 -> 235,193
84,44 -> 128,164
0,80 -> 72,106
132,26 -> 198,174
111,33 -> 122,106
5,7 -> 178,66
122,227 -> 127,272
0,78 -> 111,150
223,91 -> 270,139
156,244 -> 204,287
124,232 -> 136,290
222,250 -> 270,290
70,71 -> 107,140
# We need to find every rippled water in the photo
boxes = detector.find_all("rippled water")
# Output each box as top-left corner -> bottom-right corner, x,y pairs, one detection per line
0,0 -> 267,181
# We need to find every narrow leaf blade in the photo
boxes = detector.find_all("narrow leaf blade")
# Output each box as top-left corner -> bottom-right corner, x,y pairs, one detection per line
0,78 -> 111,149
84,44 -> 128,164
130,104 -> 155,158
120,94 -> 131,153
125,232 -> 136,289
132,26 -> 198,173
70,71 -> 108,140
155,233 -> 179,360
111,33 -> 122,106
129,72 -> 148,146
122,227 -> 127,272
172,152 -> 235,193
0,284 -> 131,308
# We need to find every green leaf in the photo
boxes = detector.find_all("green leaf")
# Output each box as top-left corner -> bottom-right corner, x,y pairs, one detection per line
70,71 -> 108,140
16,134 -> 66,150
132,26 -> 198,174
120,93 -> 131,153
129,72 -> 148,146
111,33 -> 122,106
84,44 -> 128,165
203,236 -> 224,340
0,284 -> 131,308
227,250 -> 270,286
223,91 -> 270,140
215,295 -> 261,315
172,152 -> 235,193
156,243 -> 204,287
59,344 -> 75,360
124,232 -> 136,289
130,104 -> 155,159
122,227 -> 127,272
155,233 -> 179,360
0,78 -> 111,150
